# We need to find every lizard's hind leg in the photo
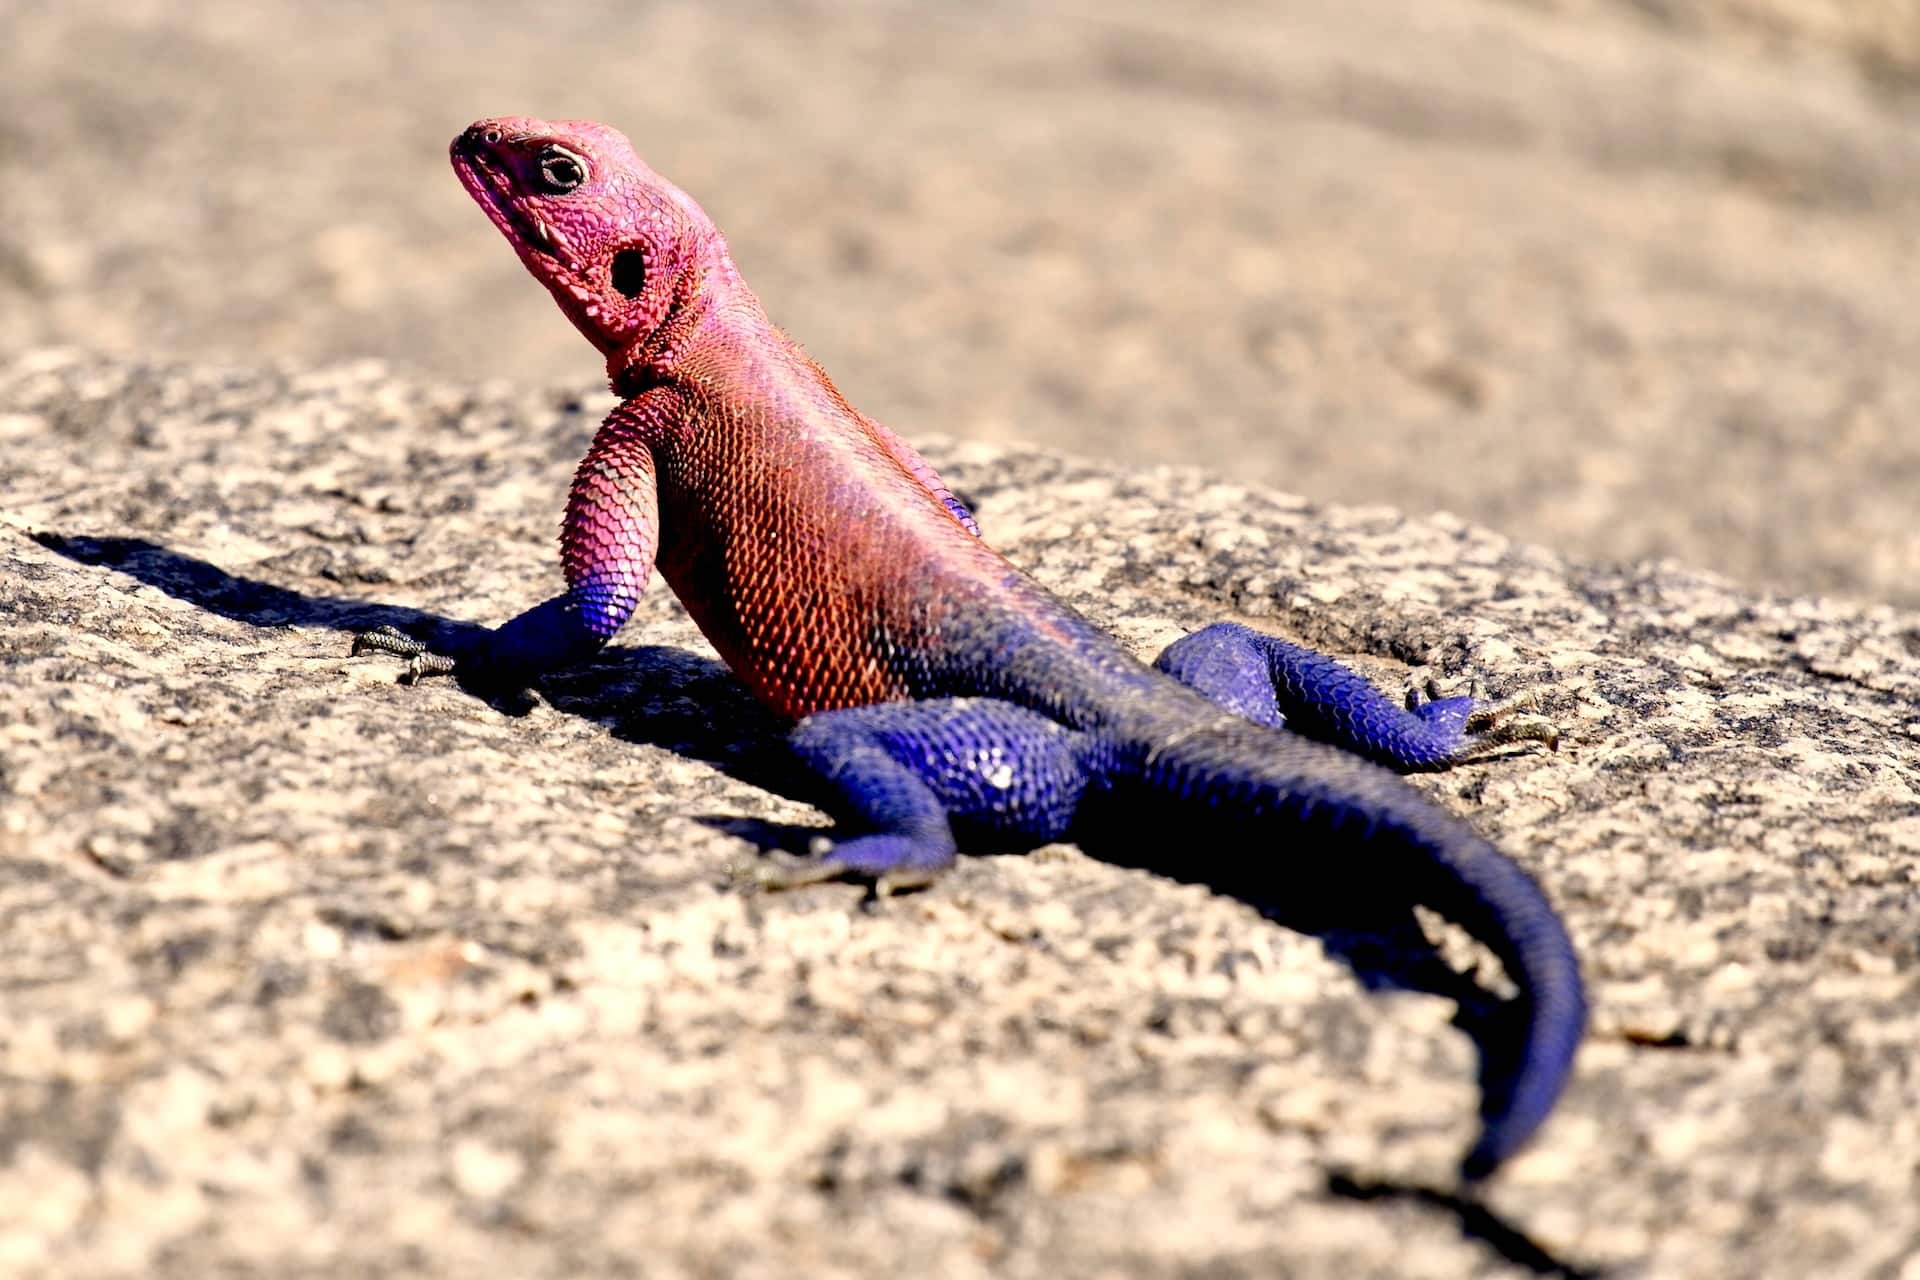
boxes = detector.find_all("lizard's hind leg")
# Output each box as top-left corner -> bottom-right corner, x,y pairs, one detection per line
770,699 -> 1090,896
1153,622 -> 1555,772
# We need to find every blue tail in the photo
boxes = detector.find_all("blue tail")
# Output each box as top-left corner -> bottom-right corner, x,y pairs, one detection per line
1112,719 -> 1586,1180
1433,836 -> 1586,1181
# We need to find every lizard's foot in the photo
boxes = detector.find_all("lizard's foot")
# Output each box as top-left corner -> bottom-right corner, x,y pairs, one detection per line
752,834 -> 952,899
1406,677 -> 1559,760
351,625 -> 459,683
349,622 -> 546,714
1154,622 -> 1560,772
766,697 -> 1085,900
352,597 -> 610,696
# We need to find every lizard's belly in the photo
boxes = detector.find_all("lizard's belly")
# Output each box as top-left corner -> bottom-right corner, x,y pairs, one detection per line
654,515 -> 923,721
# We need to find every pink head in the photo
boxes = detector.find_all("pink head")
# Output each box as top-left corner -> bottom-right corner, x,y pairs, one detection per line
451,117 -> 727,372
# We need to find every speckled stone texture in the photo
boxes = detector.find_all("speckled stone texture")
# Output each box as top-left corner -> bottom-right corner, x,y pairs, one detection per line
3,350 -> 1917,1278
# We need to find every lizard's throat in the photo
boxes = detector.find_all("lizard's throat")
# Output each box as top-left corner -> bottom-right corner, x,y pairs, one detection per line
607,270 -> 711,395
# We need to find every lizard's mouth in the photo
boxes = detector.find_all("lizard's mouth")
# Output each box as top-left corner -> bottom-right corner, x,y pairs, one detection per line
452,144 -> 565,266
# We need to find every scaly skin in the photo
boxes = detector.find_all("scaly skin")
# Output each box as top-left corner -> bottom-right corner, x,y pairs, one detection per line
356,117 -> 1583,1182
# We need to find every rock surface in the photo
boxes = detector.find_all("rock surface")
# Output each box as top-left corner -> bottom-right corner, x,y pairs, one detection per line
4,349 -> 1917,1278
4,0 -> 1919,605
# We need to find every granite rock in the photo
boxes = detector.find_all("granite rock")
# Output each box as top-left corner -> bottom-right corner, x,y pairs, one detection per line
3,350 -> 1917,1278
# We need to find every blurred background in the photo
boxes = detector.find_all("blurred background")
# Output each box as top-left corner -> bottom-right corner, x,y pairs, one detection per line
5,0 -> 1918,605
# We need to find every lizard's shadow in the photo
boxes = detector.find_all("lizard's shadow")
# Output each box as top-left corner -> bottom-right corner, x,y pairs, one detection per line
30,531 -> 791,780
37,531 -> 1593,1278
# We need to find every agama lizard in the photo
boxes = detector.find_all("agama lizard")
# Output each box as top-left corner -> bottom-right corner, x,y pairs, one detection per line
354,117 -> 1584,1182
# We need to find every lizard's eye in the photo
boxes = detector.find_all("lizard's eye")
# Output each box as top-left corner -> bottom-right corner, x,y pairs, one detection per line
534,146 -> 588,195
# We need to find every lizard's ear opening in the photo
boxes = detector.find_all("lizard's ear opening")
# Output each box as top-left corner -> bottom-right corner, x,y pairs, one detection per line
611,248 -> 647,299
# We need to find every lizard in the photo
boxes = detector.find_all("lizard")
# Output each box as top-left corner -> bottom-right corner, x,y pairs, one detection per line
354,117 -> 1584,1182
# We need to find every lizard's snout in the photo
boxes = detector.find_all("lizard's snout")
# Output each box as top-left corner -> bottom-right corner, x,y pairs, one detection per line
452,122 -> 507,161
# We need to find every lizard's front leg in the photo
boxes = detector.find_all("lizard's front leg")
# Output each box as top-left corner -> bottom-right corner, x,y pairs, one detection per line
356,408 -> 661,689
1153,622 -> 1555,771
768,698 -> 1090,896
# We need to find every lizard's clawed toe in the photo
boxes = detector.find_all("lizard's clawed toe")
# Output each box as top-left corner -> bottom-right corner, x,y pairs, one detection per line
747,833 -> 953,897
351,625 -> 458,683
1469,711 -> 1561,753
1407,676 -> 1561,760
747,845 -> 860,893
1463,687 -> 1557,752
